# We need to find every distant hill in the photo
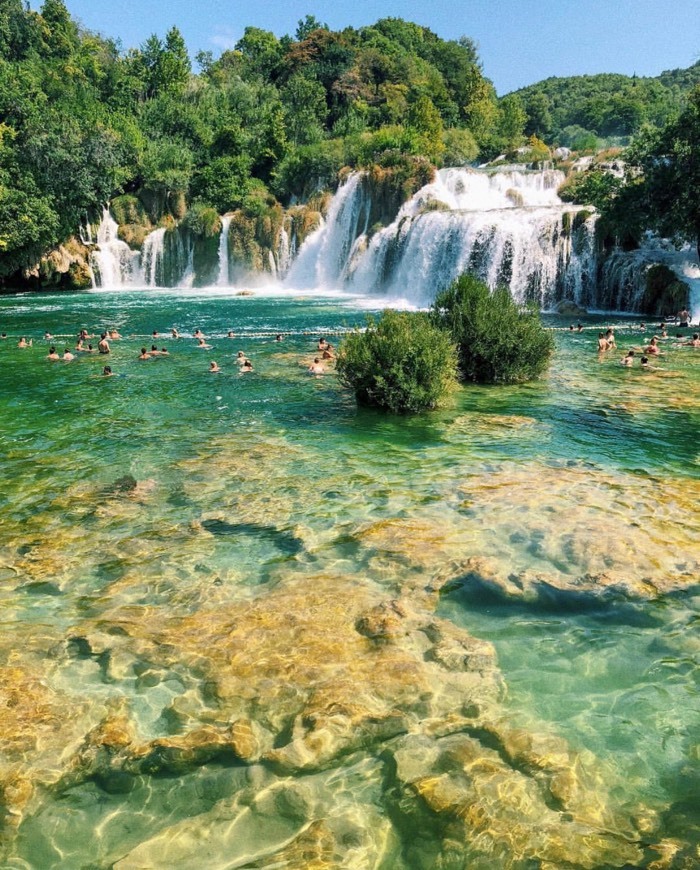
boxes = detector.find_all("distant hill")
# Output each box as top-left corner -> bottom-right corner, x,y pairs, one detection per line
510,60 -> 700,145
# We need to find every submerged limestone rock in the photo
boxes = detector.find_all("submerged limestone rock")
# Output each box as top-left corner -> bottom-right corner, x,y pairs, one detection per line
389,732 -> 644,868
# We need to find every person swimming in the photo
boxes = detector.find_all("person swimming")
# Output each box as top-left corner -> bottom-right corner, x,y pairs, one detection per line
645,337 -> 661,355
240,359 -> 253,372
17,337 -> 32,348
620,350 -> 635,366
209,361 -> 221,373
62,349 -> 75,360
235,350 -> 246,365
308,358 -> 325,374
46,346 -> 60,360
102,365 -> 115,376
138,347 -> 151,360
197,337 -> 213,349
98,333 -> 110,354
686,333 -> 700,348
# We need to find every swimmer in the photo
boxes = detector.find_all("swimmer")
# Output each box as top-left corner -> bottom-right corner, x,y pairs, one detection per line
17,337 -> 32,348
102,365 -> 115,376
597,332 -> 610,352
308,357 -> 325,374
46,346 -> 60,360
138,347 -> 151,360
98,333 -> 110,354
275,333 -> 283,341
686,333 -> 700,348
645,337 -> 661,355
44,331 -> 53,340
62,349 -> 75,361
108,329 -> 122,339
152,330 -> 159,339
235,350 -> 246,365
577,323 -> 583,332
678,308 -> 690,327
75,338 -> 85,351
193,329 -> 205,339
604,328 -> 615,348
171,327 -> 180,339
640,356 -> 660,371
322,344 -> 335,360
150,345 -> 162,355
569,324 -> 574,331
226,330 -> 235,338
317,337 -> 329,351
159,347 -> 169,356
620,350 -> 635,366
240,359 -> 253,373
197,337 -> 213,349
0,333 -> 7,339
209,361 -> 221,373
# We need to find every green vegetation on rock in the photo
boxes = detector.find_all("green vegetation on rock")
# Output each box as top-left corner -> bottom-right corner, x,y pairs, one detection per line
336,310 -> 458,413
431,273 -> 555,383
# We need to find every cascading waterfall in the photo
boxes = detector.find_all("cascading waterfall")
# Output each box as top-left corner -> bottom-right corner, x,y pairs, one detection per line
88,169 -> 690,314
216,215 -> 232,286
141,228 -> 166,287
285,173 -> 372,289
286,168 -> 598,308
90,207 -> 140,288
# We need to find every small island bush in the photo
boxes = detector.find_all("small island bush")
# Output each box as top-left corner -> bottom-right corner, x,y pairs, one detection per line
431,273 -> 554,383
336,310 -> 458,413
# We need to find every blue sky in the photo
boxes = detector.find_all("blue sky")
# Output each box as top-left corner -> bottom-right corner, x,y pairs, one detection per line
33,0 -> 700,94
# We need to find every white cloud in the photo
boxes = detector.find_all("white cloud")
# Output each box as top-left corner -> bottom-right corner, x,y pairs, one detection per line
209,25 -> 238,51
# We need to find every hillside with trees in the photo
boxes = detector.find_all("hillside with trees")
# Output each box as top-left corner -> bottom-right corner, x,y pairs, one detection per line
0,0 -> 698,290
513,62 -> 700,148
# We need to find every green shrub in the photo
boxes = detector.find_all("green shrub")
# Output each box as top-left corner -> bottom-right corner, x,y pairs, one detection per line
431,273 -> 555,383
336,310 -> 458,414
182,202 -> 222,238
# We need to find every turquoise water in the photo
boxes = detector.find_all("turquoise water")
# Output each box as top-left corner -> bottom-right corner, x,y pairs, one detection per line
0,288 -> 699,868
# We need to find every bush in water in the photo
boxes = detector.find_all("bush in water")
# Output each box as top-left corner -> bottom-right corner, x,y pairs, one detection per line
336,310 -> 458,413
431,273 -> 554,383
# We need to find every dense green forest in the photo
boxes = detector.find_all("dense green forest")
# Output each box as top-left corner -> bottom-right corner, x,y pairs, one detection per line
515,63 -> 700,147
0,0 -> 698,288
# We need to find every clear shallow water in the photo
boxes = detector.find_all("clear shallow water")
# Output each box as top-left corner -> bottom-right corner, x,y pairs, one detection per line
0,289 -> 699,868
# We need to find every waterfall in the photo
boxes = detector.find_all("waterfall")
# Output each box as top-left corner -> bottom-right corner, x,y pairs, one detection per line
285,168 -> 598,308
216,216 -> 232,286
91,207 -> 140,288
285,173 -> 372,289
141,228 -> 166,287
277,226 -> 292,278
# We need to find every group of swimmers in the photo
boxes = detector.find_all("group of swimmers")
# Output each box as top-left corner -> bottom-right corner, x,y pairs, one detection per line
591,317 -> 700,371
6,324 -> 338,378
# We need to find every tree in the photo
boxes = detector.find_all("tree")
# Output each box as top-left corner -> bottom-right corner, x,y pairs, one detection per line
336,310 -> 458,413
497,94 -> 527,151
295,15 -> 328,42
280,73 -> 328,145
629,86 -> 700,258
524,92 -> 552,138
431,274 -> 554,383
